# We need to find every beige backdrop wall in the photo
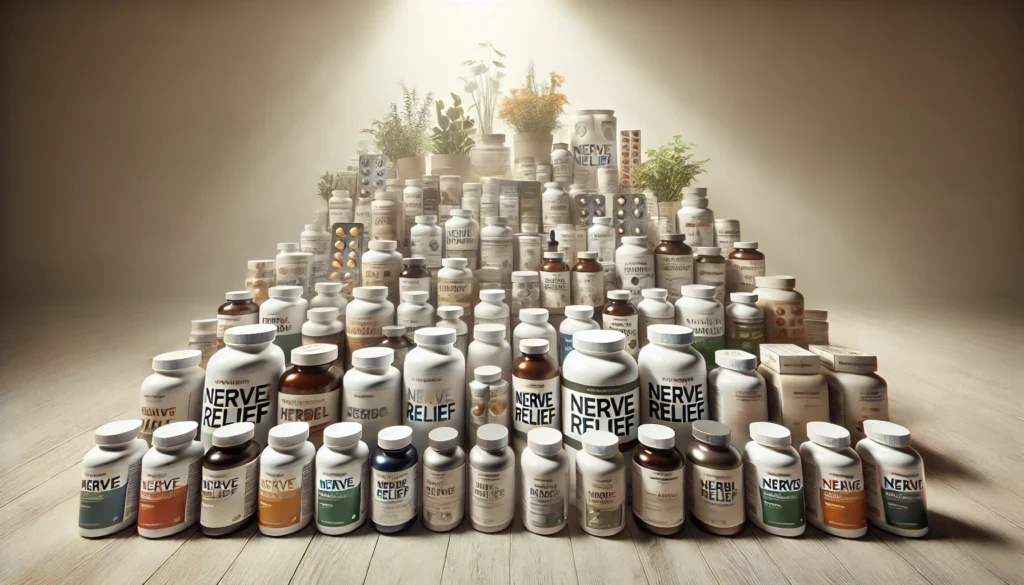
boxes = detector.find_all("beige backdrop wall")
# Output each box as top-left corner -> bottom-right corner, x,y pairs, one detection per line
2,0 -> 1021,304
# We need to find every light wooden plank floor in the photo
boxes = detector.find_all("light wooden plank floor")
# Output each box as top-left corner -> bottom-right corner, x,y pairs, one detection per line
0,299 -> 1020,585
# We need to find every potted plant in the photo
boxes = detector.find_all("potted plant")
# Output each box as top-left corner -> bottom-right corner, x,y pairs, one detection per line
630,135 -> 708,236
429,93 -> 475,179
460,42 -> 505,137
364,83 -> 433,182
498,62 -> 568,165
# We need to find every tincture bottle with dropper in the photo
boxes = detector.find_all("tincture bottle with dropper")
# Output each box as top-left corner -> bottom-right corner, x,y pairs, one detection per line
138,421 -> 204,539
800,421 -> 866,538
371,425 -> 419,534
140,349 -> 204,446
632,423 -> 685,536
520,427 -> 569,535
200,422 -> 260,537
376,325 -> 413,372
575,430 -> 626,537
856,420 -> 928,538
469,424 -> 516,533
79,419 -> 149,538
744,421 -> 805,537
315,422 -> 370,535
685,420 -> 745,536
279,344 -> 342,447
258,421 -> 316,536
217,290 -> 260,349
422,427 -> 467,532
342,347 -> 401,455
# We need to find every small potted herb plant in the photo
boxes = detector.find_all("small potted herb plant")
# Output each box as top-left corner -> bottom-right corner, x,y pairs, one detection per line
364,83 -> 433,182
429,93 -> 475,179
498,62 -> 569,165
630,135 -> 708,237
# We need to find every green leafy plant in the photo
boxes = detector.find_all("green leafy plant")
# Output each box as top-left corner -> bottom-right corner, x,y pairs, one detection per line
460,42 -> 505,136
631,136 -> 709,201
431,93 -> 476,155
498,62 -> 569,135
363,82 -> 434,160
317,171 -> 339,203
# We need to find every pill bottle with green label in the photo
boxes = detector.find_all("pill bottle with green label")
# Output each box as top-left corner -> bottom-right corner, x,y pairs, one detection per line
315,422 -> 370,535
743,421 -> 805,537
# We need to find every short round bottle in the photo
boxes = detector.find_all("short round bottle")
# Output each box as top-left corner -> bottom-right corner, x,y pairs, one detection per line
260,285 -> 309,360
258,422 -> 316,537
410,215 -> 442,270
571,251 -> 606,311
539,251 -> 571,319
436,306 -> 469,356
139,421 -> 204,539
727,242 -> 766,294
371,426 -> 419,534
632,424 -> 685,536
636,288 -> 675,348
708,350 -> 768,447
675,284 -> 726,368
376,325 -> 412,372
345,285 -> 395,369
694,247 -> 727,304
361,240 -> 402,307
445,209 -> 480,270
140,350 -> 204,446
437,258 -> 474,329
329,189 -> 353,226
310,281 -> 348,321
201,422 -> 261,537
799,422 -> 866,538
301,307 -> 344,368
397,290 -> 433,342
474,289 -> 511,344
512,308 -> 558,361
752,276 -> 807,347
79,420 -> 149,538
575,430 -> 626,537
856,420 -> 927,538
725,292 -> 765,357
685,420 -> 745,536
399,257 -> 432,307
558,305 -> 600,363
615,236 -> 655,303
422,427 -> 467,532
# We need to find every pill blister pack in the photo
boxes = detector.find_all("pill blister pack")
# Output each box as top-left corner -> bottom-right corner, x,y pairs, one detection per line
330,222 -> 365,297
613,192 -> 648,244
619,130 -> 641,191
358,154 -> 388,197
572,193 -> 608,230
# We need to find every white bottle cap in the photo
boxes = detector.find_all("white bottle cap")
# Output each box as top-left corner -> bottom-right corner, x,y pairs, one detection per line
474,324 -> 506,342
479,289 -> 506,302
269,422 -> 310,449
153,421 -> 199,449
352,347 -> 394,369
191,318 -> 217,334
451,209 -> 472,218
692,420 -> 731,446
582,430 -> 619,457
519,308 -> 550,323
754,275 -> 796,289
730,292 -> 758,304
354,286 -> 388,300
404,257 -> 426,266
696,247 -> 721,256
733,241 -> 759,249
416,215 -> 437,224
436,306 -> 464,320
382,325 -> 406,338
304,224 -> 318,232
152,350 -> 202,371
330,189 -> 349,198
511,270 -> 539,281
415,327 -> 457,346
577,251 -> 599,260
682,187 -> 707,198
647,324 -> 693,346
95,419 -> 143,446
406,179 -> 423,187
315,282 -> 343,294
225,324 -> 277,345
476,424 -> 509,451
324,422 -> 362,449
749,422 -> 791,448
485,216 -> 509,226
807,422 -> 850,448
714,350 -> 757,371
520,338 -> 550,355
375,192 -> 395,201
474,365 -> 503,383
278,242 -> 300,253
212,422 -> 256,448
291,343 -> 338,366
544,182 -> 562,190
621,236 -> 648,246
368,240 -> 398,251
573,329 -> 626,353
565,305 -> 595,320
607,290 -> 631,301
592,216 -> 612,226
681,284 -> 716,299
308,307 -> 340,323
864,420 -> 911,447
528,428 -> 563,456
428,427 -> 460,452
543,251 -> 565,261
270,285 -> 302,299
641,288 -> 668,300
442,257 -> 469,269
378,425 -> 413,451
401,290 -> 430,303
225,290 -> 255,301
638,424 -> 675,450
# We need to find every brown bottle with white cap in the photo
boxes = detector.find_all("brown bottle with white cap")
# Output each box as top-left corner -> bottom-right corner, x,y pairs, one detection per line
512,339 -> 560,454
685,420 -> 745,536
279,344 -> 342,448
217,290 -> 260,349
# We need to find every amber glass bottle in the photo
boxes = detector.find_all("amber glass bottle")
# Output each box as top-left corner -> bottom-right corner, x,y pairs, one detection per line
279,344 -> 343,448
571,251 -> 605,312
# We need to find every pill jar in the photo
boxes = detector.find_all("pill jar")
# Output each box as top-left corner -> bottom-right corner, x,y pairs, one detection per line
374,325 -> 409,373
571,251 -> 605,311
310,281 -> 348,321
638,324 -> 707,451
411,215 -> 443,270
468,365 -> 511,451
575,430 -> 626,537
405,327 -> 466,456
708,350 -> 768,447
511,339 -> 561,454
551,143 -> 573,187
540,251 -> 571,318
587,217 -> 617,291
140,350 -> 204,446
753,276 -> 807,347
475,289 -> 511,343
276,251 -> 313,300
480,216 -> 514,283
637,288 -> 675,348
515,229 -> 542,271
371,191 -> 400,242
685,420 -> 744,536
445,209 -> 480,270
675,284 -> 725,368
342,347 -> 400,458
436,306 -> 469,356
362,240 -> 403,307
856,420 -> 928,538
279,344 -> 342,447
521,427 -> 569,535
404,180 -> 424,229
480,178 -> 501,222
438,175 -> 463,225
261,285 -> 308,361
462,182 -> 482,219
510,270 -> 541,317
301,223 -> 332,285
558,305 -> 599,362
809,345 -> 889,442
139,421 -> 204,539
714,218 -> 741,257
694,247 -> 726,304
314,422 -> 370,535
632,424 -> 685,535
758,344 -> 829,445
438,257 -> 474,327
329,189 -> 353,226
542,182 -> 571,233
217,290 -> 260,349
200,422 -> 260,536
371,425 -> 419,534
301,307 -> 344,367
800,421 -> 866,538
654,234 -> 694,304
467,325 -> 512,391
726,242 -> 765,295
345,285 -> 395,369
676,193 -> 715,249
79,419 -> 148,538
615,236 -> 655,303
188,318 -> 218,370
725,292 -> 765,357
246,259 -> 275,306
422,427 -> 467,532
513,308 -> 558,361
397,290 -> 433,342
258,422 -> 315,536
743,422 -> 805,537
602,290 -> 639,359
469,424 -> 515,533
399,257 -> 432,307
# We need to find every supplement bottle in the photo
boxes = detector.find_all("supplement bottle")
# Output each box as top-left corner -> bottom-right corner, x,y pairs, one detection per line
515,228 -> 542,271
743,422 -> 805,537
189,318 -> 218,370
510,270 -> 541,318
277,251 -> 313,300
315,422 -> 370,535
800,421 -> 866,538
475,289 -> 511,343
439,175 -> 464,225
708,350 -> 768,447
753,276 -> 807,347
310,281 -> 347,321
399,257 -> 432,306
475,267 -> 505,307
632,424 -> 685,536
512,339 -> 560,454
758,344 -> 830,444
79,419 -> 148,538
726,242 -> 765,294
203,324 -> 285,450
371,425 -> 419,533
328,189 -> 353,226
856,420 -> 928,538
301,307 -> 344,367
676,191 -> 715,249
397,290 -> 433,342
445,209 -> 480,270
480,178 -> 500,223
468,365 -> 511,450
467,324 -> 512,390
437,257 -> 474,327
654,234 -> 694,304
541,182 -> 571,233
245,259 -> 275,306
694,247 -> 727,304
217,290 -> 260,349
377,325 -> 412,372
809,345 -> 889,442
638,324 -> 707,451
714,218 -> 741,257
588,216 -> 617,292
575,430 -> 626,537
422,427 -> 467,532
260,285 -> 308,360
371,191 -> 399,242
410,215 -> 442,270
343,347 -> 400,454
404,327 -> 466,455
301,223 -> 332,285
615,236 -> 655,303
602,290 -> 639,359
685,420 -> 744,536
725,292 -> 765,357
436,305 -> 470,356
469,424 -> 516,533
200,422 -> 260,537
539,250 -> 571,323
558,305 -> 599,362
480,216 -> 514,283
404,180 -> 424,231
279,344 -> 342,447
520,427 -> 569,535
362,240 -> 403,307
551,143 -> 573,187
258,421 -> 315,536
140,350 -> 204,446
675,284 -> 725,368
512,308 -> 558,361
138,421 -> 204,539
462,182 -> 482,219
571,251 -> 606,311
637,288 -> 675,348
345,285 -> 395,369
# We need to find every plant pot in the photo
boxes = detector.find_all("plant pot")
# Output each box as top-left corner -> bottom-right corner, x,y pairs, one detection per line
429,154 -> 471,180
396,156 -> 426,183
513,132 -> 553,165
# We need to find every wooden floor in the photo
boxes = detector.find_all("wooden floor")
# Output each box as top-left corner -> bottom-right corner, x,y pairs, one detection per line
1,299 -> 1021,585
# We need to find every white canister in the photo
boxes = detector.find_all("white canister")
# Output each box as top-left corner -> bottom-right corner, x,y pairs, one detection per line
636,288 -> 675,348
342,347 -> 401,454
403,179 -> 424,230
551,143 -> 574,188
676,190 -> 716,249
615,236 -> 655,303
462,182 -> 482,220
370,192 -> 400,242
411,215 -> 443,270
638,325 -> 707,451
510,271 -> 541,317
404,327 -> 467,455
301,223 -> 332,285
361,240 -> 402,307
480,178 -> 500,224
520,427 -> 569,535
542,182 -> 571,234
588,216 -> 617,292
445,209 -> 480,270
571,110 -> 617,190
715,219 -> 741,257
480,216 -> 514,283
437,258 -> 474,325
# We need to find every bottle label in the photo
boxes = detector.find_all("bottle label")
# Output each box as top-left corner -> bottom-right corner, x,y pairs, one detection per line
399,276 -> 431,296
371,206 -> 398,241
406,373 -> 459,426
423,463 -> 465,528
695,263 -> 726,303
345,314 -> 388,366
372,466 -> 417,526
642,370 -> 707,427
553,155 -> 573,185
683,222 -> 714,248
258,461 -> 314,530
764,379 -> 829,444
572,271 -> 605,307
141,387 -> 202,444
802,461 -> 865,531
481,239 -> 514,279
862,462 -> 927,531
588,231 -> 615,264
138,458 -> 201,531
603,314 -> 639,357
510,281 -> 541,313
685,463 -> 743,529
744,462 -> 804,529
575,465 -> 625,531
708,381 -> 769,445
825,380 -> 889,442
301,236 -> 330,281
500,196 -> 520,234
217,312 -> 259,341
726,318 -> 765,355
512,377 -> 560,441
655,254 -> 693,302
726,259 -> 765,293
682,306 -> 725,338
470,465 -> 514,528
437,277 -> 473,311
561,378 -> 640,452
354,198 -> 372,227
517,241 -> 541,272
471,381 -> 510,433
616,257 -> 655,299
480,200 -> 500,221
639,314 -> 674,340
201,459 -> 258,529
278,389 -> 340,435
522,468 -> 567,530
329,208 -> 353,226
362,261 -> 400,289
632,464 -> 684,528
540,270 -> 570,313
261,305 -> 304,337
760,300 -> 806,345
411,232 -> 442,269
397,311 -> 432,332
317,459 -> 368,529
542,198 -> 571,231
80,458 -> 141,530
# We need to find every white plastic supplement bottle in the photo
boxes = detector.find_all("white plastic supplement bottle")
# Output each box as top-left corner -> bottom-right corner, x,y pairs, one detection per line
436,306 -> 469,356
513,308 -> 558,361
345,286 -> 395,368
551,143 -> 573,188
422,427 -> 467,532
800,421 -> 867,538
675,284 -> 726,368
638,324 -> 707,451
138,421 -> 204,539
310,281 -> 347,321
404,181 -> 424,231
301,222 -> 332,284
809,345 -> 889,442
856,420 -> 928,538
753,276 -> 807,347
558,305 -> 599,362
462,182 -> 482,219
631,423 -> 685,536
588,217 -> 617,291
637,288 -> 675,348
188,318 -> 218,370
467,324 -> 512,388
79,419 -> 148,538
480,216 -> 514,283
615,236 -> 655,303
261,285 -> 309,360
362,240 -> 403,307
725,292 -> 765,357
676,191 -> 715,248
438,257 -> 474,327
474,289 -> 511,342
397,290 -> 433,341
140,350 -> 204,446
315,422 -> 370,535
542,182 -> 571,233
203,324 -> 286,450
469,424 -> 515,533
708,350 -> 768,447
744,422 -> 805,537
342,347 -> 401,454
258,421 -> 315,536
575,430 -> 626,537
411,215 -> 443,270
329,189 -> 353,226
371,191 -> 400,242
301,307 -> 344,365
521,427 -> 569,535
404,327 -> 466,456
445,209 -> 480,270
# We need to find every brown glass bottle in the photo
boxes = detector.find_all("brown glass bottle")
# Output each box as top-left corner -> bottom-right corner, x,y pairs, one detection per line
602,290 -> 639,357
217,291 -> 260,348
511,339 -> 560,450
279,344 -> 343,448
571,251 -> 605,310
726,243 -> 766,294
201,425 -> 261,537
400,257 -> 431,299
694,248 -> 727,304
376,325 -> 413,371
654,234 -> 694,304
633,438 -> 685,536
685,420 -> 745,536
539,251 -> 570,318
